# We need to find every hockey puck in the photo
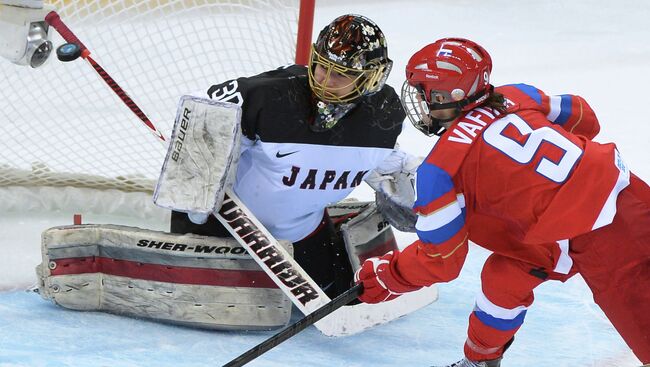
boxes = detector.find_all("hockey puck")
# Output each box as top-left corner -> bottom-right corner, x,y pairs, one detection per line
56,43 -> 82,62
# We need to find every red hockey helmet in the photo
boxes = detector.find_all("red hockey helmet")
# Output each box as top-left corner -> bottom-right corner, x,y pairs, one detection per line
401,38 -> 493,135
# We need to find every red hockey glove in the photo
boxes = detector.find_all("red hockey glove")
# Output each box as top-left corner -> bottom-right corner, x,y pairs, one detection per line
354,251 -> 422,304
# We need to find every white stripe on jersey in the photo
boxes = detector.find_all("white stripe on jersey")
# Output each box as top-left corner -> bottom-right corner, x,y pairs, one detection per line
546,95 -> 563,122
553,239 -> 573,274
592,149 -> 630,230
415,201 -> 463,231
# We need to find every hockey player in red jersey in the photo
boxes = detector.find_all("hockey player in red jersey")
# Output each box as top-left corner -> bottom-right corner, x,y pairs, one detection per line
355,37 -> 650,366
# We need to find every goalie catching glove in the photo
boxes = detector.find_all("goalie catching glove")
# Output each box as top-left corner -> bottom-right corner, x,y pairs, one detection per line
365,150 -> 422,232
354,250 -> 422,304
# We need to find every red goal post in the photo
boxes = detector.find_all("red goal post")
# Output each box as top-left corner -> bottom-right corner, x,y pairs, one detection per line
0,0 -> 315,196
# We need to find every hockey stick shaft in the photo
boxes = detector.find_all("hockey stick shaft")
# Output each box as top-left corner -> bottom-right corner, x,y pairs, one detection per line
84,55 -> 164,140
223,284 -> 363,367
44,11 -> 167,142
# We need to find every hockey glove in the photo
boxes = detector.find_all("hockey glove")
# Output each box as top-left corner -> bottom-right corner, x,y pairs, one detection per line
365,150 -> 422,206
354,251 -> 422,304
365,150 -> 422,232
372,171 -> 418,232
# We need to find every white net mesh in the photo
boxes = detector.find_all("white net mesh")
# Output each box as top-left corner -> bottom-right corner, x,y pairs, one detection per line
1,0 -> 303,193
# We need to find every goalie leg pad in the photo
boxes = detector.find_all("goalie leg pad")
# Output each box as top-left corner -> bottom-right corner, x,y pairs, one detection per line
36,224 -> 293,330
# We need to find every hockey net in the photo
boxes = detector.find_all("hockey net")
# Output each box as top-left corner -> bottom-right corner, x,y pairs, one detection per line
0,0 -> 313,216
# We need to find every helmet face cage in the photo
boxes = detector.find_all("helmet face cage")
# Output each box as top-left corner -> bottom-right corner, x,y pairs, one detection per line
308,47 -> 391,103
400,81 -> 448,136
308,14 -> 392,104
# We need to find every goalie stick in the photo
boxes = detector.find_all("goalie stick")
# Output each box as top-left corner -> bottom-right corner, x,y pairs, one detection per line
43,11 -> 438,340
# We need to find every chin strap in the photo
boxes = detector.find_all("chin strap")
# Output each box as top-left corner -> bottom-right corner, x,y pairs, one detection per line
429,85 -> 494,112
421,85 -> 494,136
428,111 -> 461,136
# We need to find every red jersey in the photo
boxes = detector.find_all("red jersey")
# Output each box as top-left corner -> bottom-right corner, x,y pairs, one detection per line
396,84 -> 630,286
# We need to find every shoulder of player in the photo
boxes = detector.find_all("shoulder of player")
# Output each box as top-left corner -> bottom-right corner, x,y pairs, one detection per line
329,85 -> 403,148
357,83 -> 405,121
365,83 -> 400,105
495,83 -> 555,113
495,83 -> 543,99
238,64 -> 308,95
206,65 -> 308,100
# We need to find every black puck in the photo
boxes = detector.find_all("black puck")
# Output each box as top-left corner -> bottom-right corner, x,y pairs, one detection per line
56,43 -> 82,62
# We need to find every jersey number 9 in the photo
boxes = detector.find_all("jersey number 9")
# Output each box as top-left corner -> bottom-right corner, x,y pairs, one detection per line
483,114 -> 582,183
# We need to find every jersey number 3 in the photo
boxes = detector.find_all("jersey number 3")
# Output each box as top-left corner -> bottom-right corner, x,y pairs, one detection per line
483,114 -> 582,183
209,80 -> 243,106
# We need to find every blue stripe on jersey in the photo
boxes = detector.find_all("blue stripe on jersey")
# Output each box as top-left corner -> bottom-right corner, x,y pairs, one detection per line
416,207 -> 466,245
474,309 -> 527,331
554,94 -> 573,126
415,163 -> 454,208
508,83 -> 542,105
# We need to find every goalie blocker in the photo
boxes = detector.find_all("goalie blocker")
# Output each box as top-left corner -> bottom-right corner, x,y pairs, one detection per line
153,95 -> 242,223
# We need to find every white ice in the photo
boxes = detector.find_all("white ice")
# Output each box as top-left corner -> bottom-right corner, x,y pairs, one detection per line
1,0 -> 648,366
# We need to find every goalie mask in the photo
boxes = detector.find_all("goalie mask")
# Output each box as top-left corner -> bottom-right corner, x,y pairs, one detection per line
401,38 -> 493,136
308,14 -> 393,132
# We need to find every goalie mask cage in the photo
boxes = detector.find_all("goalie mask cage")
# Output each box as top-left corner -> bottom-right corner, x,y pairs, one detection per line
0,0 -> 315,198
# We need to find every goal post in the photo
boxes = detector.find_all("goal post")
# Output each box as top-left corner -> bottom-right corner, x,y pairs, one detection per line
295,0 -> 315,66
0,0 -> 315,201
